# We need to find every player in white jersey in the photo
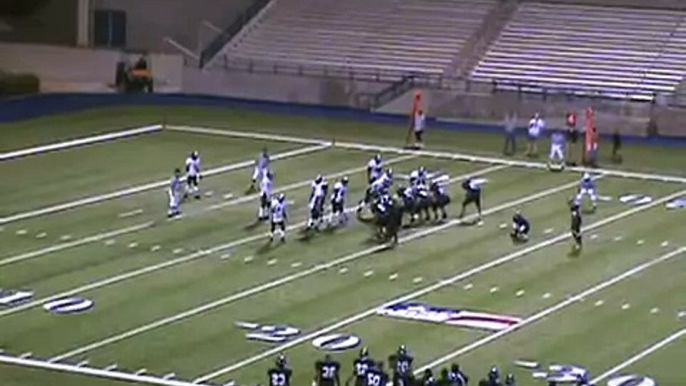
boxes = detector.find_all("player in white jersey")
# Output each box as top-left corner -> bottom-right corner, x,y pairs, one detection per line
250,149 -> 270,192
269,193 -> 288,242
330,177 -> 349,226
410,166 -> 427,188
258,171 -> 274,221
527,112 -> 545,157
548,131 -> 566,170
414,110 -> 426,148
307,175 -> 327,230
575,172 -> 597,212
168,168 -> 183,218
185,151 -> 202,199
367,154 -> 384,184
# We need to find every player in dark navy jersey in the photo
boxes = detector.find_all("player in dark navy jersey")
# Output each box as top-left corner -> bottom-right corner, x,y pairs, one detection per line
365,362 -> 389,386
389,345 -> 414,386
347,348 -> 374,386
570,199 -> 583,252
510,209 -> 530,243
458,177 -> 483,224
268,354 -> 292,386
314,354 -> 341,386
447,363 -> 469,386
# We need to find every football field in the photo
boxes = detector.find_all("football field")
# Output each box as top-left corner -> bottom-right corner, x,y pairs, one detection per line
0,107 -> 685,386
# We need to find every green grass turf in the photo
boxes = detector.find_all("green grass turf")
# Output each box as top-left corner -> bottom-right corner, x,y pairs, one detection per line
0,106 -> 685,386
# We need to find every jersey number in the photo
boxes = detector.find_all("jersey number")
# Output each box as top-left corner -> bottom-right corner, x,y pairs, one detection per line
367,374 -> 381,386
271,373 -> 287,386
322,366 -> 336,378
355,363 -> 369,376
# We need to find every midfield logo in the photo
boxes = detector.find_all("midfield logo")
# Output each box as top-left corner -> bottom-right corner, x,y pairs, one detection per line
666,197 -> 686,209
0,289 -> 33,307
619,194 -> 653,206
376,302 -> 521,331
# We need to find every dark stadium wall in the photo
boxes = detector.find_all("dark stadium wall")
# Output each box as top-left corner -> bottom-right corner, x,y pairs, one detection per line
0,0 -> 78,46
92,0 -> 257,53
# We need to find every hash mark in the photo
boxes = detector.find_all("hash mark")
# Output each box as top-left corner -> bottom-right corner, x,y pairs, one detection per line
516,289 -> 525,297
490,286 -> 499,293
413,277 -> 423,284
464,283 -> 474,290
267,258 -> 278,266
36,232 -> 47,239
150,245 -> 161,252
16,229 -> 27,235
291,262 -> 302,268
243,256 -> 254,263
389,273 -> 399,281
363,270 -> 374,277
339,267 -> 349,274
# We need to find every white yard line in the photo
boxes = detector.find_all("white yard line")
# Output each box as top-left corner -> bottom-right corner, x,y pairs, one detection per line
0,125 -> 162,162
48,166 -> 508,361
167,125 -> 686,185
0,156 -> 481,318
591,328 -> 686,384
414,247 -> 686,377
0,222 -> 154,267
0,154 -> 418,268
193,189 -> 686,383
0,144 -> 329,226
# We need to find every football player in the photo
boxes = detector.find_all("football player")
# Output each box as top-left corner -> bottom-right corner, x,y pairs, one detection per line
314,354 -> 341,386
185,151 -> 202,199
390,345 -> 414,386
365,362 -> 389,386
367,154 -> 384,184
421,369 -> 436,386
504,374 -> 516,386
250,149 -> 270,192
269,193 -> 288,242
478,366 -> 501,386
570,199 -> 583,252
510,209 -> 530,243
347,347 -> 374,386
258,170 -> 274,221
447,363 -> 469,386
430,181 -> 451,220
458,177 -> 483,225
410,166 -> 428,188
330,177 -> 349,226
307,175 -> 327,230
167,168 -> 183,218
575,172 -> 597,212
268,354 -> 292,386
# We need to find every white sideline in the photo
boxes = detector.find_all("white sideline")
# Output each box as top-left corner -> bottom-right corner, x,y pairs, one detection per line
414,247 -> 686,377
0,354 -> 201,386
193,188 -> 686,383
0,155 -> 480,318
0,154 -> 418,268
0,125 -> 162,162
591,327 -> 686,384
50,166 -> 513,362
166,125 -> 686,185
0,144 -> 329,225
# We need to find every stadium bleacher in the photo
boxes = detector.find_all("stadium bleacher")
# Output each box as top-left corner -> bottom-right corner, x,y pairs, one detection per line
470,2 -> 686,98
221,0 -> 495,75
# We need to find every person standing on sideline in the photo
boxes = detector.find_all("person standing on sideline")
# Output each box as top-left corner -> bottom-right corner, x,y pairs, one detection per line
413,110 -> 426,149
503,111 -> 517,155
526,112 -> 545,157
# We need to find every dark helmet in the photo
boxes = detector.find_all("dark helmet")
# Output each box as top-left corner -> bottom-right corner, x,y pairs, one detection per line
276,354 -> 287,368
360,347 -> 369,358
505,373 -> 515,385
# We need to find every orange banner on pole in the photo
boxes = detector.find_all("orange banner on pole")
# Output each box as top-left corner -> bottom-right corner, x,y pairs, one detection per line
585,107 -> 597,153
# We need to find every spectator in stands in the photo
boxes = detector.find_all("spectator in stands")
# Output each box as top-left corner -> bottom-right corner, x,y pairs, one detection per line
526,112 -> 545,157
503,111 -> 517,155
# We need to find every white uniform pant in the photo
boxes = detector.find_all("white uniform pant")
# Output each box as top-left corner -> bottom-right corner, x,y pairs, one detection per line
576,188 -> 597,204
168,190 -> 179,210
550,143 -> 565,161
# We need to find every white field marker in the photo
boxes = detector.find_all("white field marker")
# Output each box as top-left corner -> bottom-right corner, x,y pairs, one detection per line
678,311 -> 686,319
76,360 -> 89,367
621,303 -> 631,310
516,290 -> 525,297
613,236 -> 623,242
150,245 -> 161,252
413,277 -> 424,284
162,373 -> 176,380
267,259 -> 278,266
661,241 -> 669,247
243,256 -> 254,263
19,352 -> 32,359
499,223 -> 507,230
128,242 -> 138,249
223,193 -> 234,200
104,364 -> 118,371
637,240 -> 645,245
650,307 -> 660,314
118,209 -> 144,218
60,235 -> 72,241
135,369 -> 147,376
291,262 -> 302,268
463,283 -> 474,290
542,292 -> 552,299
205,191 -> 214,197
339,267 -> 348,274
16,229 -> 27,235
220,253 -> 232,260
543,228 -> 554,235
595,300 -> 604,307
363,270 -> 374,278
389,273 -> 399,281
35,232 -> 47,239
590,234 -> 599,240
104,239 -> 116,246
490,286 -> 499,294
172,248 -> 184,255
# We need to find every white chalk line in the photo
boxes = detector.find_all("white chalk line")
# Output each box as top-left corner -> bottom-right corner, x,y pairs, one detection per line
591,328 -> 686,384
193,188 -> 686,383
166,125 -> 686,185
0,154 -> 418,268
415,246 -> 686,377
0,155 -> 473,319
0,144 -> 329,225
48,166 -> 508,361
0,125 -> 162,162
